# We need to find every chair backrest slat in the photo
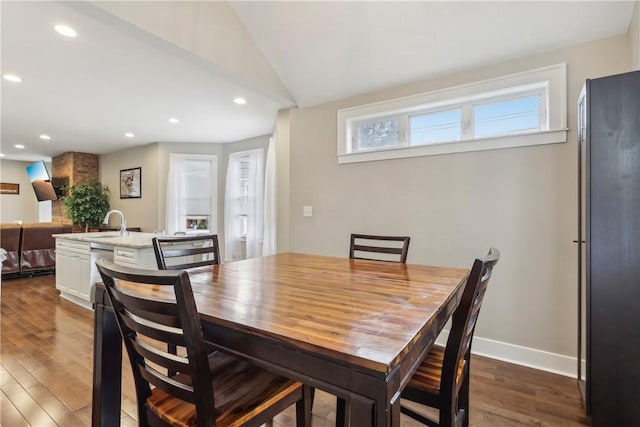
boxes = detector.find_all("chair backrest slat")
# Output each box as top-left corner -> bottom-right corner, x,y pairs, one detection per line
165,260 -> 218,271
131,336 -> 190,375
160,246 -> 216,258
109,285 -> 179,317
353,244 -> 405,255
153,234 -> 221,270
349,234 -> 411,263
119,312 -> 187,348
138,363 -> 195,403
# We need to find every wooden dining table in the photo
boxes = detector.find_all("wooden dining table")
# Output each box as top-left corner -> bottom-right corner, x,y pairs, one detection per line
92,252 -> 469,427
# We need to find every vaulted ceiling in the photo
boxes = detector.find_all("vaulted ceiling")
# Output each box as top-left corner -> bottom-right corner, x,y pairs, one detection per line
1,1 -> 635,161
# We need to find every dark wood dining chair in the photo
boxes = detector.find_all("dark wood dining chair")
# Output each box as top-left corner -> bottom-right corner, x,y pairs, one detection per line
152,234 -> 220,270
349,233 -> 410,263
96,259 -> 311,427
153,235 -> 221,370
399,247 -> 500,427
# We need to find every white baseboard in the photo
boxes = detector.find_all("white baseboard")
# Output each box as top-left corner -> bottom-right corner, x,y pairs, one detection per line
435,331 -> 577,378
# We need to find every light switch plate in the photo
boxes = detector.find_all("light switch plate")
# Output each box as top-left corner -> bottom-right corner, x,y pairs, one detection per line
303,206 -> 313,217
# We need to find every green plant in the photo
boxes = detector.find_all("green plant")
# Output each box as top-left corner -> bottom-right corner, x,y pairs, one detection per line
63,180 -> 110,232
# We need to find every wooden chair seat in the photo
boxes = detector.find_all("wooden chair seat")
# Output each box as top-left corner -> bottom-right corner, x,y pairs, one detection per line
148,352 -> 302,427
407,345 -> 465,395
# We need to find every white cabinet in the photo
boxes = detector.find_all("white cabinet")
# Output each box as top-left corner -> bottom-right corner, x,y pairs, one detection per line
113,246 -> 156,269
68,252 -> 91,301
55,240 -> 94,309
55,241 -> 69,293
55,236 -> 155,310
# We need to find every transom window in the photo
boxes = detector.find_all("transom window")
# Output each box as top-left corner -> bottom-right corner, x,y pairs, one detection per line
337,64 -> 567,164
349,84 -> 547,152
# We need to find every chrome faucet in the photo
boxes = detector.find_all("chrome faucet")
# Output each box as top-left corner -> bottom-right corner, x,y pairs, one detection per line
103,209 -> 129,236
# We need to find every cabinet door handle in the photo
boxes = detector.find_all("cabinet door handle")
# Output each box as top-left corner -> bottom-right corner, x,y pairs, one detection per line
572,240 -> 586,243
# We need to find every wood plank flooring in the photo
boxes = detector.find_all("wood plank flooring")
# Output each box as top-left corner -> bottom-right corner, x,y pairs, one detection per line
0,274 -> 590,426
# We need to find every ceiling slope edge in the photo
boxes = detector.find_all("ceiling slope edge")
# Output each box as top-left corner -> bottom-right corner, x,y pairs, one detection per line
62,1 -> 296,107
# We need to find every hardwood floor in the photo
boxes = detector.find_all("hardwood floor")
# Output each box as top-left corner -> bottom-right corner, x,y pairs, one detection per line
0,274 -> 590,426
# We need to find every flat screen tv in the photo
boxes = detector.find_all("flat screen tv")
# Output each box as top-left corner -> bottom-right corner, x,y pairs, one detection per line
26,161 -> 57,201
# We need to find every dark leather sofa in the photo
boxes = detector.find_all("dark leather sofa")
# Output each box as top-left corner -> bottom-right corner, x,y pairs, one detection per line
0,222 -> 72,277
0,223 -> 22,275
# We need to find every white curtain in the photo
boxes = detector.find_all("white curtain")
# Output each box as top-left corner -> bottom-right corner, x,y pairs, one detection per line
225,149 -> 264,261
165,154 -> 217,236
262,137 -> 277,256
165,154 -> 183,235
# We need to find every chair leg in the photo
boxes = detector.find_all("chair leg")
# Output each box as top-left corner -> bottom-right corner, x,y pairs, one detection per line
441,395 -> 455,427
336,397 -> 347,427
459,373 -> 470,427
296,384 -> 312,427
310,387 -> 316,411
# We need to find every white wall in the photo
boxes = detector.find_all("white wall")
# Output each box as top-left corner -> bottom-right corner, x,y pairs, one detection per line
0,159 -> 47,223
630,1 -> 640,70
100,143 -> 161,232
100,141 -> 226,233
275,110 -> 291,252
277,35 -> 630,375
99,136 -> 269,258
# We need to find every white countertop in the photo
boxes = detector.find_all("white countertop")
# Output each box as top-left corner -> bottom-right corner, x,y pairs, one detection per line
53,232 -> 155,249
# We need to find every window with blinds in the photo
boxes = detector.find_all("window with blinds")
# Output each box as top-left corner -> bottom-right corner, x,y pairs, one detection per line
182,160 -> 213,231
165,154 -> 217,236
238,157 -> 251,237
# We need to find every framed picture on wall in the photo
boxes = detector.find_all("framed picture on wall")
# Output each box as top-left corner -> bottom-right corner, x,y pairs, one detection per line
120,167 -> 141,199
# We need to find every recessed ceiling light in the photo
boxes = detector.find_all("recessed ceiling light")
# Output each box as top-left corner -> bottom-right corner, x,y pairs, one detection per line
55,24 -> 77,38
0,153 -> 5,157
14,144 -> 25,149
168,117 -> 179,124
40,134 -> 51,140
233,97 -> 247,105
124,132 -> 135,138
2,74 -> 22,83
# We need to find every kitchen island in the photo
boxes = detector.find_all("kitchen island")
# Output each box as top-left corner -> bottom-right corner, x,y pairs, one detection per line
53,232 -> 157,309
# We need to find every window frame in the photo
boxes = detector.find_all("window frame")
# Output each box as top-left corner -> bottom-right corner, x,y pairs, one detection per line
337,63 -> 567,164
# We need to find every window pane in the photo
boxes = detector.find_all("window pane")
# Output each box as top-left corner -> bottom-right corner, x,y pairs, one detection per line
474,95 -> 540,138
183,159 -> 211,217
175,158 -> 214,233
410,109 -> 461,145
356,120 -> 399,150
